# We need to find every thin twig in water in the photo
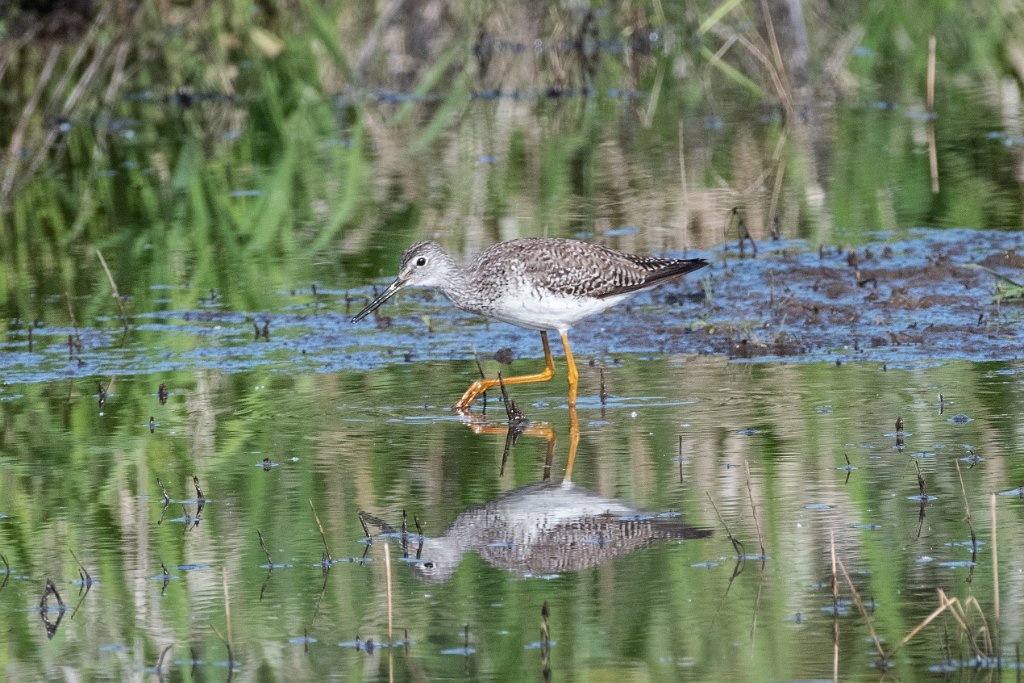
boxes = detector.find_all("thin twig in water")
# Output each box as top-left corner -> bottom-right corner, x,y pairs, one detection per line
749,573 -> 764,644
473,349 -> 488,407
744,461 -> 766,561
836,557 -> 887,663
930,590 -> 990,659
961,594 -> 994,656
64,291 -> 82,355
913,460 -> 927,540
310,500 -> 333,563
68,547 -> 92,586
991,493 -> 1001,658
257,530 -> 273,565
155,644 -> 173,673
474,351 -> 486,380
914,461 -> 927,500
384,542 -> 394,644
540,601 -> 550,649
66,547 -> 94,616
953,460 -> 977,551
830,529 -> 839,682
704,491 -> 744,556
42,578 -> 64,608
540,601 -> 552,680
887,592 -> 951,657
222,568 -> 234,659
210,623 -> 233,672
96,250 -> 130,330
497,372 -> 524,421
156,477 -> 171,503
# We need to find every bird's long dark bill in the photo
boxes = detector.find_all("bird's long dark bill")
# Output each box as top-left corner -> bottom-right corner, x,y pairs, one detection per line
351,279 -> 405,322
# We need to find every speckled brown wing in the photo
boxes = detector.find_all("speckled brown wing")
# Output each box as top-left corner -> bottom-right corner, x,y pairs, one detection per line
510,238 -> 707,299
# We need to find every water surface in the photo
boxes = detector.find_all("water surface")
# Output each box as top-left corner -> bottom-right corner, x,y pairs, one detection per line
2,2 -> 1024,680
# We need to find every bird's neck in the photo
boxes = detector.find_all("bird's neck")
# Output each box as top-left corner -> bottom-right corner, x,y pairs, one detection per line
438,266 -> 478,313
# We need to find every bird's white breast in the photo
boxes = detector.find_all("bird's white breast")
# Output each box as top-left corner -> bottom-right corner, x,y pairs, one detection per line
487,289 -> 637,331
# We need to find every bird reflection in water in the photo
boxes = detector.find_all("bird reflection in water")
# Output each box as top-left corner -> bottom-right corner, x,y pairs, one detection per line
387,405 -> 711,583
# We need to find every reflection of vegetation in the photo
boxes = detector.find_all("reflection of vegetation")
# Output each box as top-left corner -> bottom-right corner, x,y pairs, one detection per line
0,357 -> 1022,678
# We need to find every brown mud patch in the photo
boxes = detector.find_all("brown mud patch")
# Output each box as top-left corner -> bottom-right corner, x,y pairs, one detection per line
580,228 -> 1023,364
1,229 -> 1022,386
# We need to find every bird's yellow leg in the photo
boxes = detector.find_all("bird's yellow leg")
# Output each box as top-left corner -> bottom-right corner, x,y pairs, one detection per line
562,403 -> 580,484
453,331 -> 556,412
560,331 -> 578,408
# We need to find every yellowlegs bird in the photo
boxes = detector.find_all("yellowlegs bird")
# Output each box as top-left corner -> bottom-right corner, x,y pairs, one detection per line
351,237 -> 708,411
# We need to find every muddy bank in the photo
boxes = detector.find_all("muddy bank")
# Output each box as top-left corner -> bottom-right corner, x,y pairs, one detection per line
0,228 -> 1021,386
665,227 -> 1023,364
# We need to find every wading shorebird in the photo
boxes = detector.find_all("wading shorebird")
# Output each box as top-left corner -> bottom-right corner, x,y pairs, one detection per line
351,237 -> 708,411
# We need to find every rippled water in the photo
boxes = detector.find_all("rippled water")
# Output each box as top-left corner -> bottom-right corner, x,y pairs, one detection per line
2,346 -> 1023,680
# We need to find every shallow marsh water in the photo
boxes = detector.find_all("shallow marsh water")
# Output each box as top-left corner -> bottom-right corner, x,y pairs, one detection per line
3,2 -> 1024,681
2,338 -> 1024,680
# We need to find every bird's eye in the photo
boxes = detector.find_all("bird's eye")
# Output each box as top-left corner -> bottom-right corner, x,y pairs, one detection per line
416,257 -> 427,266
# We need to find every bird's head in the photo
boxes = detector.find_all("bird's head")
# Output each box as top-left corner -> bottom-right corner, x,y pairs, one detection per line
351,241 -> 456,322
